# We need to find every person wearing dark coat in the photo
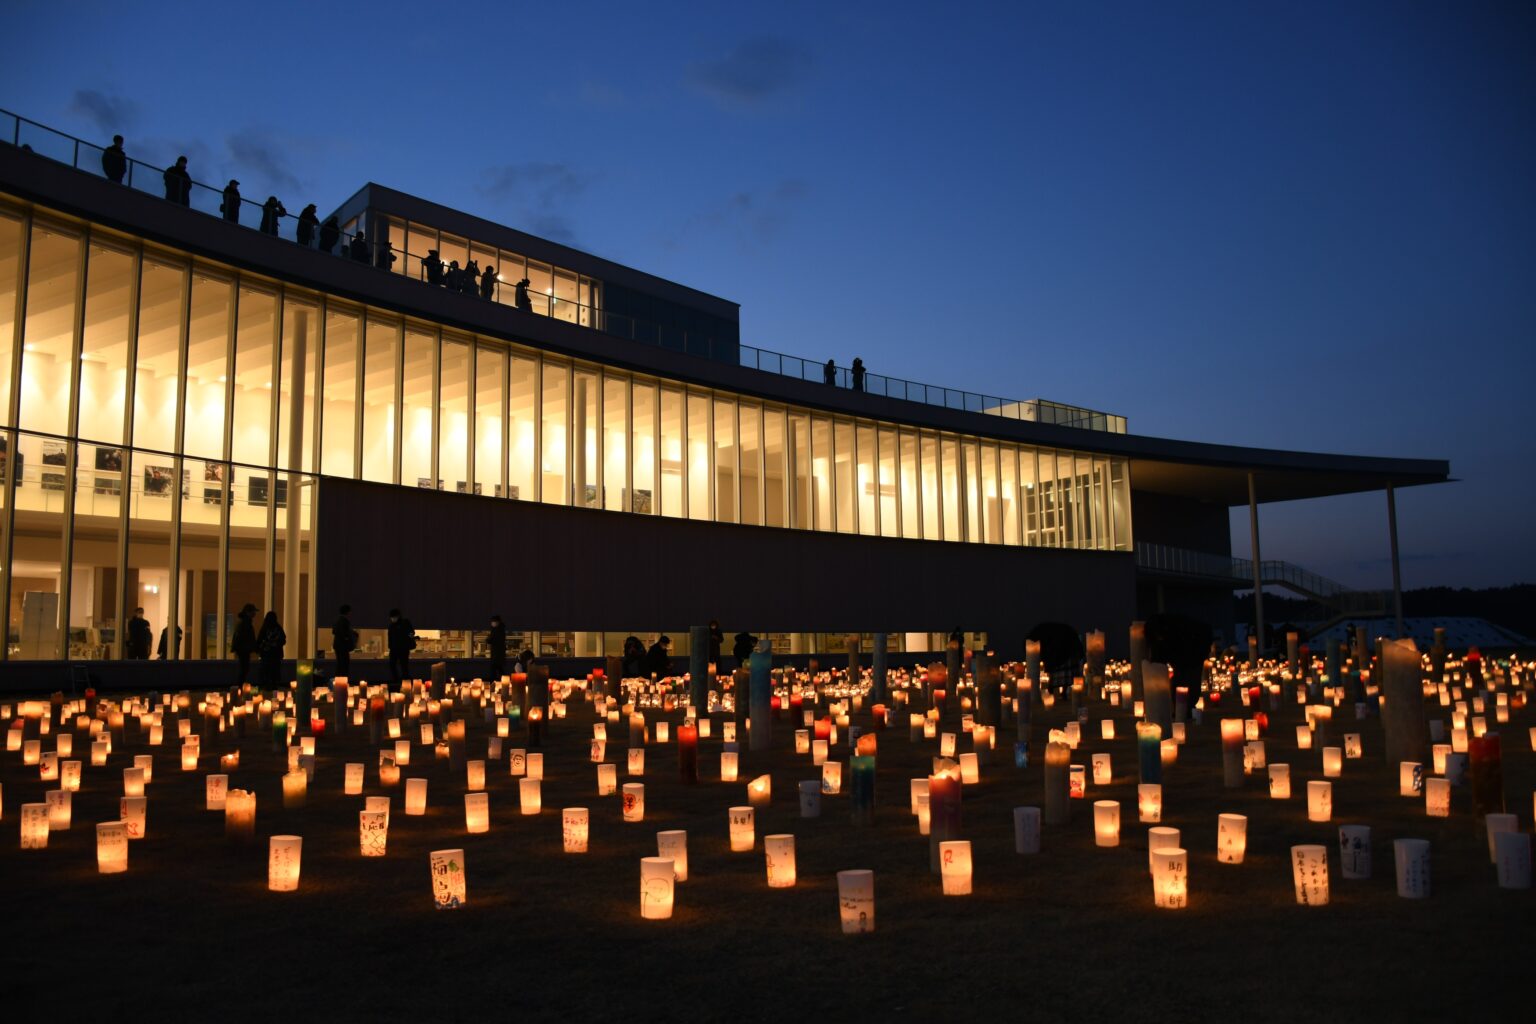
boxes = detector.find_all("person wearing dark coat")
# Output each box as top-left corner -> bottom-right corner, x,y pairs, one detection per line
851,357 -> 865,391
707,620 -> 724,666
231,603 -> 258,686
487,614 -> 507,679
163,156 -> 191,205
156,624 -> 183,659
349,230 -> 370,263
318,215 -> 341,254
386,608 -> 415,688
424,249 -> 444,285
463,260 -> 481,295
621,636 -> 645,678
480,265 -> 497,300
259,196 -> 286,235
823,359 -> 836,385
331,603 -> 356,680
220,180 -> 241,223
733,631 -> 757,668
126,607 -> 153,660
643,636 -> 673,677
514,277 -> 532,311
256,611 -> 286,689
296,204 -> 319,247
375,242 -> 396,271
101,135 -> 127,184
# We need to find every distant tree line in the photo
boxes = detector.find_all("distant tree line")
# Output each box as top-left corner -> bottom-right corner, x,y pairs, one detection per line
1234,584 -> 1536,640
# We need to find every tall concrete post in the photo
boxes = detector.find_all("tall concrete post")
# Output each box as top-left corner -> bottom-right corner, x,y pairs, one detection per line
1248,472 -> 1264,656
871,633 -> 888,705
749,640 -> 772,752
1386,484 -> 1405,639
689,625 -> 709,712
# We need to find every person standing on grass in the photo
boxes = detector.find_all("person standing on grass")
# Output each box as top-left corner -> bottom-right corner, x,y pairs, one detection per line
232,603 -> 257,685
257,610 -> 286,689
331,604 -> 356,680
387,608 -> 416,688
487,614 -> 507,679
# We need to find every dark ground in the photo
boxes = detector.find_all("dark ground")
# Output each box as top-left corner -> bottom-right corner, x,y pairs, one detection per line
3,678 -> 1530,1023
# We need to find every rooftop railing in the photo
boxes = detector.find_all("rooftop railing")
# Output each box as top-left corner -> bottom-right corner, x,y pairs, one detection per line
2,107 -> 1126,434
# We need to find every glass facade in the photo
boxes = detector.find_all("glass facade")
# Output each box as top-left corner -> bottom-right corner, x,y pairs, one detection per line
0,198 -> 1132,661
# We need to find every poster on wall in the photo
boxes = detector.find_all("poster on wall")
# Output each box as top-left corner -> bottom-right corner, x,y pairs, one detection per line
94,447 -> 124,472
41,471 -> 67,491
203,463 -> 225,505
455,481 -> 483,495
144,464 -> 176,497
42,440 -> 68,466
248,475 -> 288,508
94,475 -> 122,496
631,489 -> 652,515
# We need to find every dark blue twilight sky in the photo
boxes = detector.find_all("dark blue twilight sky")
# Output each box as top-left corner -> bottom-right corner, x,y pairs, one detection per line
3,1 -> 1532,589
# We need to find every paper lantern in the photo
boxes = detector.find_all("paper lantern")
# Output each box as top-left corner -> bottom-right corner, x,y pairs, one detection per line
1494,831 -> 1532,889
1450,727 -> 1468,753
1138,784 -> 1162,823
39,751 -> 58,781
955,752 -> 980,785
640,856 -> 675,919
799,780 -> 822,818
820,761 -> 844,795
344,763 -> 364,796
1216,813 -> 1247,864
54,734 -> 72,758
360,809 -> 388,856
765,833 -> 797,888
1394,760 -> 1423,798
1394,838 -> 1430,898
837,869 -> 875,934
394,740 -> 412,767
430,849 -> 467,909
519,778 -> 542,815
1424,777 -> 1450,817
729,805 -> 755,851
1068,765 -> 1086,799
1160,738 -> 1178,766
1220,719 -> 1244,788
939,840 -> 973,895
526,753 -> 545,781
23,739 -> 40,765
1306,780 -> 1332,822
1431,743 -> 1449,775
1092,753 -> 1112,786
468,760 -> 486,792
1291,844 -> 1329,905
465,792 -> 490,833
268,835 -> 302,892
61,760 -> 81,793
44,789 -> 70,831
940,732 -> 957,758
405,778 -> 428,816
622,783 -> 645,822
627,749 -> 645,776
225,790 -> 256,841
120,796 -> 147,839
915,790 -> 930,834
20,803 -> 48,849
90,739 -> 108,766
1093,800 -> 1120,847
1484,813 -> 1517,862
1151,847 -> 1188,908
589,739 -> 606,763
123,767 -> 145,797
96,820 -> 128,874
1014,806 -> 1041,854
1295,725 -> 1313,750
1343,733 -> 1362,759
283,770 -> 307,809
794,729 -> 810,754
1101,720 -> 1116,740
561,808 -> 589,853
1148,826 -> 1180,872
1269,764 -> 1291,799
747,775 -> 772,806
812,739 -> 828,766
721,751 -> 739,783
1339,824 -> 1371,879
597,763 -> 618,796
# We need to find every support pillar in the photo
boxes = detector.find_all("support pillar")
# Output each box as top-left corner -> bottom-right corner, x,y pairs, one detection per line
1386,484 -> 1405,639
1247,472 -> 1264,655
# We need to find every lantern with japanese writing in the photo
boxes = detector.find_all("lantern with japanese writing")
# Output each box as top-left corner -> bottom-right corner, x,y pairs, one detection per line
20,803 -> 48,849
1339,824 -> 1371,879
344,763 -> 364,796
597,763 -> 617,796
430,848 -> 467,909
799,780 -> 822,818
1394,838 -> 1430,898
60,759 -> 80,793
657,829 -> 688,881
939,839 -> 973,895
1093,800 -> 1121,847
1269,764 -> 1291,799
729,805 -> 755,851
120,796 -> 146,839
268,835 -> 302,892
1138,783 -> 1162,823
360,809 -> 388,856
225,790 -> 256,842
562,807 -> 589,853
622,783 -> 645,822
1151,847 -> 1187,908
837,869 -> 875,934
1217,813 -> 1247,864
640,856 -> 675,919
1307,780 -> 1332,822
1291,844 -> 1329,905
765,833 -> 797,888
96,820 -> 128,874
465,792 -> 489,833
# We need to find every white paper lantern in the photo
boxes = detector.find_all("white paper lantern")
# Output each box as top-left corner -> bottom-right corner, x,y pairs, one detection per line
747,775 -> 771,806
1151,847 -> 1188,908
1393,838 -> 1430,898
360,809 -> 388,856
46,789 -> 70,830
519,778 -> 542,815
798,780 -> 821,818
1307,780 -> 1332,822
765,833 -> 797,888
1268,763 -> 1291,799
939,839 -> 973,895
657,829 -> 688,881
1217,813 -> 1247,864
837,869 -> 875,933
821,761 -> 843,795
225,790 -> 256,841
1148,826 -> 1180,873
1494,831 -> 1532,890
627,748 -> 644,777
729,805 -> 755,851
1014,805 -> 1041,854
1093,800 -> 1120,847
720,751 -> 739,783
467,760 -> 486,792
405,778 -> 428,816
1291,844 -> 1329,905
562,807 -> 589,853
1137,784 -> 1162,823
429,848 -> 467,909
120,796 -> 147,839
812,739 -> 828,766
60,760 -> 81,793
268,835 -> 302,892
282,770 -> 307,809
465,792 -> 490,833
622,783 -> 645,822
640,856 -> 675,919
20,803 -> 48,849
597,763 -> 617,795
1091,753 -> 1112,786
1424,777 -> 1450,817
96,820 -> 128,874
1339,824 -> 1371,879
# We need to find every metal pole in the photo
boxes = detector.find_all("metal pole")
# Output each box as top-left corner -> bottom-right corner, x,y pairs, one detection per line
1247,472 -> 1264,654
1386,483 -> 1404,638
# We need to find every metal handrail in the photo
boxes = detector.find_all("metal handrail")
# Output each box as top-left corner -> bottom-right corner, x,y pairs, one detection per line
2,106 -> 1126,435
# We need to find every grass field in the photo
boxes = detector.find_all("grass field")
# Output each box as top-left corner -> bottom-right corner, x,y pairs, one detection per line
2,672 -> 1530,1022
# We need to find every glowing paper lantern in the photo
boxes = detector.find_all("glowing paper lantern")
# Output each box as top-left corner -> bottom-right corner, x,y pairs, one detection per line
467,760 -> 486,792
1394,838 -> 1430,898
1269,764 -> 1291,799
1069,765 -> 1086,799
747,775 -> 772,806
1217,813 -> 1247,864
20,803 -> 48,849
1397,761 -> 1423,798
622,783 -> 645,822
360,810 -> 388,856
812,739 -> 828,766
44,789 -> 69,830
96,820 -> 128,874
120,796 -> 146,839
1093,800 -> 1120,847
91,739 -> 108,766
822,761 -> 843,794
765,833 -> 797,888
405,778 -> 428,816
799,780 -> 822,818
939,839 -> 973,895
640,856 -> 675,919
597,763 -> 617,796
1014,806 -> 1041,854
1343,733 -> 1362,759
1151,847 -> 1188,909
729,805 -> 755,851
1101,720 -> 1116,740
627,749 -> 645,776
1296,725 -> 1313,750
1431,743 -> 1450,775
1494,831 -> 1532,889
465,793 -> 490,833
1307,780 -> 1332,822
344,763 -> 364,796
720,751 -> 739,783
123,767 -> 145,797
282,770 -> 307,809
429,849 -> 467,909
1148,826 -> 1181,873
657,829 -> 688,880
837,869 -> 875,934
268,835 -> 302,892
1092,753 -> 1112,786
1291,844 -> 1329,905
1424,777 -> 1450,817
1220,719 -> 1244,788
1138,784 -> 1162,823
562,808 -> 589,853
60,760 -> 81,793
959,752 -> 980,784
940,732 -> 957,758
225,790 -> 256,842
519,778 -> 542,815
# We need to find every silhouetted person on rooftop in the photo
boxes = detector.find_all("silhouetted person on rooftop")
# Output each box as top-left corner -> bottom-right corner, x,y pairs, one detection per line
259,196 -> 285,235
164,156 -> 191,205
296,204 -> 318,247
823,359 -> 836,385
349,230 -> 369,262
480,265 -> 497,300
851,357 -> 865,391
514,277 -> 532,311
220,180 -> 241,223
318,215 -> 340,254
446,260 -> 463,291
464,259 -> 481,295
424,249 -> 444,285
376,241 -> 396,270
101,135 -> 127,183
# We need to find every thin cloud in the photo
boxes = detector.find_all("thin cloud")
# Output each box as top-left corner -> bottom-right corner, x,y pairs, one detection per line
69,89 -> 137,137
689,36 -> 814,103
225,128 -> 303,197
477,162 -> 592,244
663,178 -> 811,250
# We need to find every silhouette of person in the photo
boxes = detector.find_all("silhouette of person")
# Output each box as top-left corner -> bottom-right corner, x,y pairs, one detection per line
349,230 -> 369,262
256,611 -> 286,689
220,180 -> 241,223
386,608 -> 416,689
514,277 -> 532,311
446,260 -> 462,291
101,135 -> 127,184
823,359 -> 837,385
296,204 -> 319,247
480,265 -> 497,300
163,156 -> 191,205
851,357 -> 865,391
464,259 -> 480,295
331,603 -> 356,680
376,241 -> 396,270
259,196 -> 285,235
424,249 -> 444,285
126,607 -> 153,659
231,603 -> 257,684
318,215 -> 340,254
487,614 -> 507,678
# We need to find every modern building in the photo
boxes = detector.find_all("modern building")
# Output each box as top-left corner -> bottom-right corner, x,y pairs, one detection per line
0,110 -> 1449,679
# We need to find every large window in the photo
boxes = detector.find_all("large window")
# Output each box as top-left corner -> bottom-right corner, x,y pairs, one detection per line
439,335 -> 470,492
659,388 -> 683,517
402,328 -> 435,489
631,382 -> 655,515
540,360 -> 567,504
714,397 -> 736,524
475,346 -> 505,498
602,375 -> 625,512
78,242 -> 134,446
508,354 -> 535,500
687,392 -> 709,521
321,308 -> 359,478
361,319 -> 398,484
